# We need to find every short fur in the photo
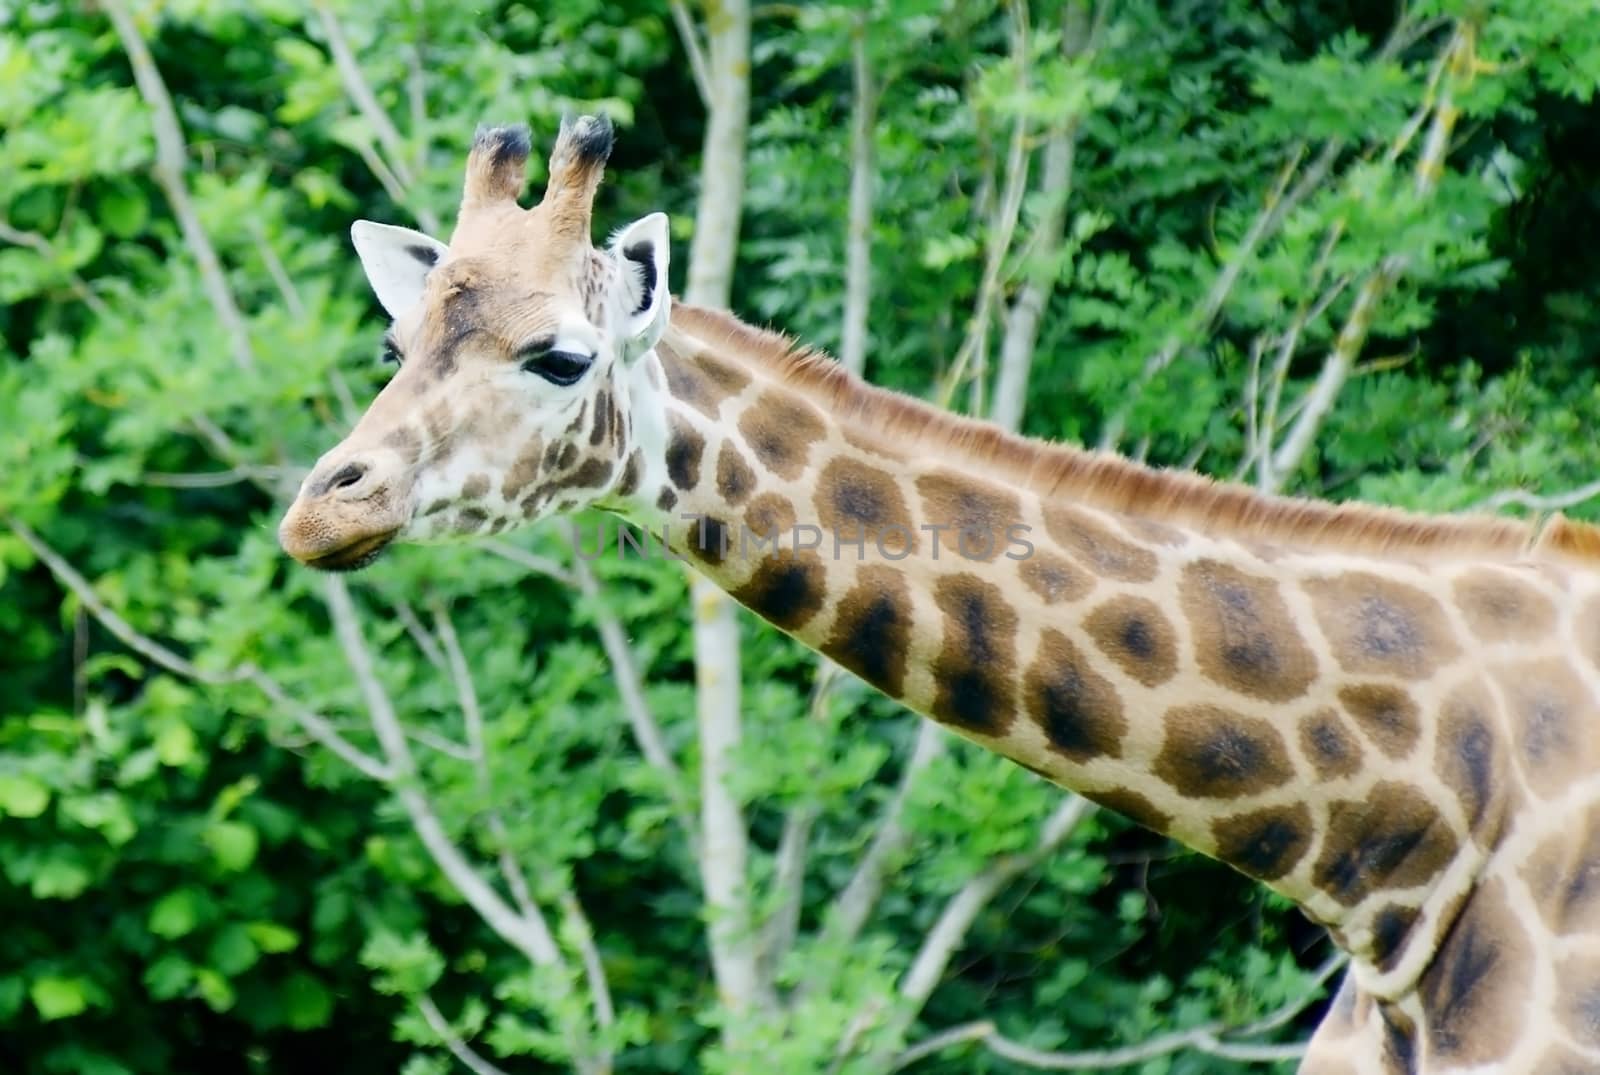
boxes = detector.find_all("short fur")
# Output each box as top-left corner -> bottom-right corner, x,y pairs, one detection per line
462,124 -> 532,209
667,303 -> 1599,566
541,115 -> 614,239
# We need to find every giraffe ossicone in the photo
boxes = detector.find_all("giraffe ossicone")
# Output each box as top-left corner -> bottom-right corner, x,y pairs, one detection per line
279,117 -> 1600,1074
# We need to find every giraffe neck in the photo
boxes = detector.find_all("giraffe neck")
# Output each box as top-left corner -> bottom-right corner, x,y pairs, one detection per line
601,308 -> 1596,1005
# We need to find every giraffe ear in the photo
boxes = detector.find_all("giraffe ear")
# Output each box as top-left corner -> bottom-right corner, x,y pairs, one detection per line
610,211 -> 670,360
350,220 -> 449,319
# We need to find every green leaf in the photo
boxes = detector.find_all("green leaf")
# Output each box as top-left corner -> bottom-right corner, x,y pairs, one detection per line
0,977 -> 23,1020
246,921 -> 300,954
0,773 -> 50,818
283,971 -> 333,1029
194,967 -> 235,1012
62,792 -> 137,846
148,888 -> 202,939
30,854 -> 92,899
155,720 -> 197,767
203,820 -> 258,871
360,930 -> 444,995
30,976 -> 90,1020
97,183 -> 148,239
142,953 -> 194,1000
207,922 -> 260,976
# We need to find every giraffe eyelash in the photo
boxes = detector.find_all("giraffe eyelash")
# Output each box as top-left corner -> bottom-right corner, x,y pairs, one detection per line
380,334 -> 403,367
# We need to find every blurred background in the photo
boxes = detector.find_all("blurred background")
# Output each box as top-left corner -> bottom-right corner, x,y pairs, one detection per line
3,1 -> 1600,1072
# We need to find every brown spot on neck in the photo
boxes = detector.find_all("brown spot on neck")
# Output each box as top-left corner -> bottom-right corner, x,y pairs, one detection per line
1299,707 -> 1363,781
665,415 -> 705,491
1043,505 -> 1159,582
731,552 -> 828,630
823,565 -> 914,697
1338,684 -> 1422,760
930,573 -> 1019,736
1023,629 -> 1127,761
1453,567 -> 1556,642
1153,705 -> 1295,799
1418,876 -> 1531,1064
1179,559 -> 1318,702
1312,782 -> 1459,907
1018,553 -> 1094,605
1083,596 -> 1178,688
817,457 -> 916,556
1304,573 -> 1460,680
716,443 -> 756,506
916,471 -> 1024,564
1087,788 -> 1171,832
737,389 -> 827,481
1212,803 -> 1313,882
658,337 -> 742,420
1498,658 -> 1591,793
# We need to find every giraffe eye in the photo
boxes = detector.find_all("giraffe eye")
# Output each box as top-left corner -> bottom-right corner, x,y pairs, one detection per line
380,340 -> 403,366
520,347 -> 592,387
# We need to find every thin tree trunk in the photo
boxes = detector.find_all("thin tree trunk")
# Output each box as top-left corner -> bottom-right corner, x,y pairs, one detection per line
679,0 -> 765,1030
839,17 -> 877,378
1268,25 -> 1465,488
103,0 -> 256,375
990,2 -> 1094,433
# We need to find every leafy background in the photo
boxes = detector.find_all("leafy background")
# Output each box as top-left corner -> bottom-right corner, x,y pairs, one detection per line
3,1 -> 1599,1073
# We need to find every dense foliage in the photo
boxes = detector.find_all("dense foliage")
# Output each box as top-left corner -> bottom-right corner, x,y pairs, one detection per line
4,1 -> 1599,1073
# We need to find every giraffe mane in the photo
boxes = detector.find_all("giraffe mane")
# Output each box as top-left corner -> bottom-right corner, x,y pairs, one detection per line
667,302 -> 1600,567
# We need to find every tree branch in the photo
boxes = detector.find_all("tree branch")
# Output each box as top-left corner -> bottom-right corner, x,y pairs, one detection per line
322,578 -> 564,969
1269,24 -> 1466,486
557,887 -> 617,1037
430,596 -> 541,912
818,721 -> 946,960
568,554 -> 698,849
1098,139 -> 1320,450
310,0 -> 441,235
757,662 -> 844,987
480,538 -> 575,586
1248,225 -> 1348,490
898,796 -> 1092,1008
0,219 -> 113,318
892,951 -> 1346,1071
669,1 -> 714,110
102,0 -> 256,374
388,596 -> 447,672
939,0 -> 1032,412
7,514 -> 393,782
134,465 -> 293,489
839,797 -> 1095,1069
437,591 -> 616,1061
991,1 -> 1094,433
406,0 -> 430,176
416,992 -> 511,1075
1472,477 -> 1600,514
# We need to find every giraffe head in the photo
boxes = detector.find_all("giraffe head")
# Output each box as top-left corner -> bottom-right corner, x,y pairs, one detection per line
278,116 -> 669,570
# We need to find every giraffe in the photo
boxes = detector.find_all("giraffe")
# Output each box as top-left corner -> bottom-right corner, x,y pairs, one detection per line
277,116 -> 1600,1073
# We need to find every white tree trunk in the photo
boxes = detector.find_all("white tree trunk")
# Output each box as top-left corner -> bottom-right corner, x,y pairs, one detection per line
680,0 -> 765,1028
838,19 -> 877,378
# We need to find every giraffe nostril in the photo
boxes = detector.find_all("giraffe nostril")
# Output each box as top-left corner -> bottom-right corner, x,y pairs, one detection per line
321,461 -> 368,496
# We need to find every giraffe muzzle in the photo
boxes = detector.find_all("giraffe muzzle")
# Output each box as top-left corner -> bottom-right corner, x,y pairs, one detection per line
278,451 -> 410,571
